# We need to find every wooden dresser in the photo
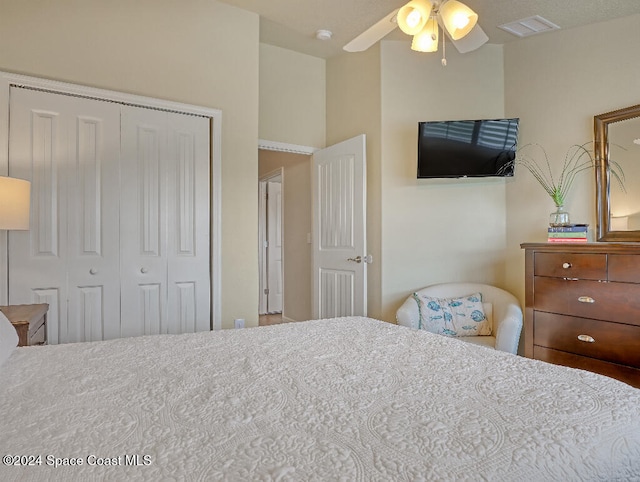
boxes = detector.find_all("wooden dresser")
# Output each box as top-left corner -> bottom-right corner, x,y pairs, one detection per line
522,243 -> 640,388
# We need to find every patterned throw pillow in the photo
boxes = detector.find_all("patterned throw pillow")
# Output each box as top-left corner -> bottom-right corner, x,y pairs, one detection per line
412,292 -> 491,337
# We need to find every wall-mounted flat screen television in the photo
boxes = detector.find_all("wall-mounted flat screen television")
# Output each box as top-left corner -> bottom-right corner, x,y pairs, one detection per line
417,118 -> 520,178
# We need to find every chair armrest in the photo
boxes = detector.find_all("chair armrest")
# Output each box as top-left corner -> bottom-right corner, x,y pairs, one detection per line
396,296 -> 420,329
494,303 -> 523,354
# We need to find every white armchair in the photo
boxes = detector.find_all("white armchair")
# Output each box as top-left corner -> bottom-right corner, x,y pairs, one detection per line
396,282 -> 523,354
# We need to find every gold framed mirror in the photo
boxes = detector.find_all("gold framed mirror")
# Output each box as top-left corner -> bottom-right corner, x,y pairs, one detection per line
594,104 -> 640,241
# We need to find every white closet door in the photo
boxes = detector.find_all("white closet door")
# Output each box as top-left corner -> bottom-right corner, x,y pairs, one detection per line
120,106 -> 210,336
166,113 -> 211,333
66,97 -> 122,342
8,88 -> 121,344
120,107 -> 169,337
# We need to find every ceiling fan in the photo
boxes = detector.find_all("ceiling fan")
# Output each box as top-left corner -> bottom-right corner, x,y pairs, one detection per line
344,0 -> 488,64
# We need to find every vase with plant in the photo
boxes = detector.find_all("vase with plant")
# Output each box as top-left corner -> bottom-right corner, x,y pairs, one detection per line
501,142 -> 625,227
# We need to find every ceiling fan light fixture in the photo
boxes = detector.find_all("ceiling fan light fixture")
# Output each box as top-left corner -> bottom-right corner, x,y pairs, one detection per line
397,0 -> 433,36
438,0 -> 478,40
411,17 -> 439,52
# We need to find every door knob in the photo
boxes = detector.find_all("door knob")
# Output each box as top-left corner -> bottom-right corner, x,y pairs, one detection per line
141,267 -> 148,274
347,255 -> 373,264
89,268 -> 98,275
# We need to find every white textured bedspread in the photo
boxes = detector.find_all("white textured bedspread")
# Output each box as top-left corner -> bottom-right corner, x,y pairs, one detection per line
1,316 -> 639,481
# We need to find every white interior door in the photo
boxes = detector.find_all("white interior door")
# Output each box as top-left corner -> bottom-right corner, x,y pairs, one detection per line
10,88 -> 210,343
312,135 -> 367,319
166,111 -> 211,333
267,181 -> 283,313
120,106 -> 210,337
66,96 -> 121,342
120,106 -> 169,337
258,181 -> 268,315
2,73 -> 220,339
8,87 -> 121,344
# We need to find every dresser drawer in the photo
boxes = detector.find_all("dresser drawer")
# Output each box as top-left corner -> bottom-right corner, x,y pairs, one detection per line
534,311 -> 640,368
534,346 -> 640,388
534,277 -> 640,326
535,252 -> 606,280
609,254 -> 640,283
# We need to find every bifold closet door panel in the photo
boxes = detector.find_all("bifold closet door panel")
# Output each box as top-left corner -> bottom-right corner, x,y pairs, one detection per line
120,106 -> 170,337
66,97 -> 121,342
8,88 -> 121,344
166,112 -> 211,334
120,106 -> 210,336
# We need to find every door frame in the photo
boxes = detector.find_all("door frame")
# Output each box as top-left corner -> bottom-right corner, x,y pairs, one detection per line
258,168 -> 284,315
0,71 -> 223,329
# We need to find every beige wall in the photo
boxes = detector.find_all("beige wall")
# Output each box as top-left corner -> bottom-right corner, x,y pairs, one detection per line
0,0 -> 260,328
258,150 -> 312,321
327,45 -> 383,318
379,42 -> 507,322
259,44 -> 326,148
503,14 -> 640,304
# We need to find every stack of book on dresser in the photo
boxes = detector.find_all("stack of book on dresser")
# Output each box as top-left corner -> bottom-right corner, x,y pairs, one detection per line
548,224 -> 589,243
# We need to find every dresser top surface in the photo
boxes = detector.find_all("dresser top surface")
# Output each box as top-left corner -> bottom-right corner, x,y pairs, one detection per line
0,304 -> 49,324
521,242 -> 640,254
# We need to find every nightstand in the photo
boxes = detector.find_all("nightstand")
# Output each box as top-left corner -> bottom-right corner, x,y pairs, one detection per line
0,304 -> 49,346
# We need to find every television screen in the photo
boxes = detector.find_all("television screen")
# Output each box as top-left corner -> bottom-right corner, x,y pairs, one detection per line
417,118 -> 519,178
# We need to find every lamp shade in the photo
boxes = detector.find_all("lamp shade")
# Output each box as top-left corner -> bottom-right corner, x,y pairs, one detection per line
412,17 -> 439,52
0,176 -> 31,230
397,0 -> 433,36
438,0 -> 478,40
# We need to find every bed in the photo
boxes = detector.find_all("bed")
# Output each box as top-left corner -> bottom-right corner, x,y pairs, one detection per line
1,316 -> 639,481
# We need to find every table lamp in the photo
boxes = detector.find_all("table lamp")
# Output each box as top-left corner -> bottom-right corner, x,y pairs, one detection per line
0,176 -> 31,230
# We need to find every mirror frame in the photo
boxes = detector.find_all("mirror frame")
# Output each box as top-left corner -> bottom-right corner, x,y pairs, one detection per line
594,103 -> 640,242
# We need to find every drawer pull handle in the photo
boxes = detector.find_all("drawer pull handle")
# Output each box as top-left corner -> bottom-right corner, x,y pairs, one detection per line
578,334 -> 595,343
578,296 -> 595,303
562,262 -> 572,269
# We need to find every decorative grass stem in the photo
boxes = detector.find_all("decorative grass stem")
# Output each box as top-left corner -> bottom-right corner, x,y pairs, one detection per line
500,142 -> 625,208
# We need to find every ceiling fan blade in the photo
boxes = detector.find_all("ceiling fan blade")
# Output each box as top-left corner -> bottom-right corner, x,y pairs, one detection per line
343,9 -> 399,52
448,24 -> 489,53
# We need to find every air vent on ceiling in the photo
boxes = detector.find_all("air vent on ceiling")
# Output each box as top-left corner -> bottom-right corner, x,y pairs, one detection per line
498,15 -> 560,38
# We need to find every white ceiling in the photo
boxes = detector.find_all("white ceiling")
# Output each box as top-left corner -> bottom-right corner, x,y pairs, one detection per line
217,0 -> 640,58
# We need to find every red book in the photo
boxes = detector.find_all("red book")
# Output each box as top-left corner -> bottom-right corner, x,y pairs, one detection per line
547,237 -> 588,243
